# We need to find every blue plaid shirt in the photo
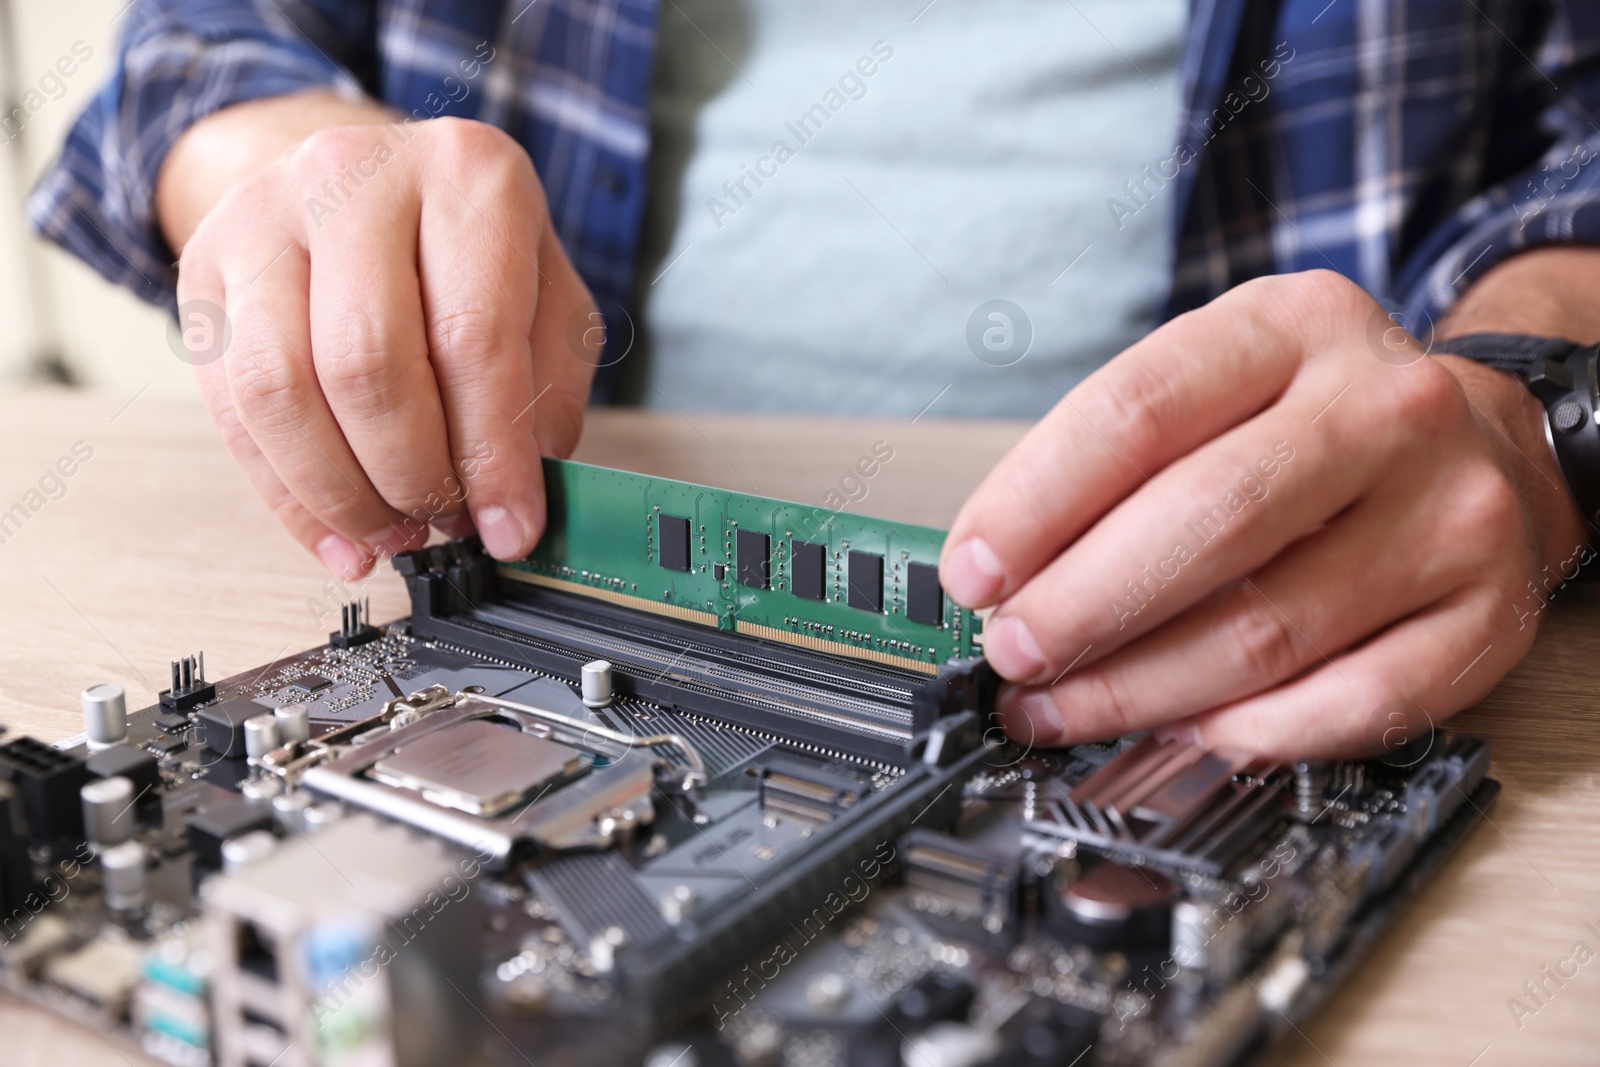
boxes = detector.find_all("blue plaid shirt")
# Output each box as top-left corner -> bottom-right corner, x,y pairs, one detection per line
28,0 -> 1600,358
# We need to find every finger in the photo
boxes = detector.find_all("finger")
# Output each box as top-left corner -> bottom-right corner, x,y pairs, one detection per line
196,366 -> 374,578
179,243 -> 373,578
417,128 -> 594,560
996,477 -> 1476,745
941,273 -> 1365,609
305,126 -> 467,542
219,231 -> 419,557
525,220 -> 600,459
982,351 -> 1469,684
1178,584 -> 1526,759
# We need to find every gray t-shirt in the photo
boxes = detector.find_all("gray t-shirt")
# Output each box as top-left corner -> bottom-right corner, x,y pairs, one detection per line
625,0 -> 1186,418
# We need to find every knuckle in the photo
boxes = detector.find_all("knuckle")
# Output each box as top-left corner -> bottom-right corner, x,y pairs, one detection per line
303,477 -> 373,528
1389,358 -> 1465,429
227,344 -> 304,425
1084,359 -> 1183,458
1072,670 -> 1141,738
1451,465 -> 1526,548
430,306 -> 513,364
430,118 -> 533,188
293,126 -> 368,176
1227,270 -> 1369,346
534,385 -> 589,456
317,330 -> 404,407
458,435 -> 521,485
1224,600 -> 1304,684
207,398 -> 257,462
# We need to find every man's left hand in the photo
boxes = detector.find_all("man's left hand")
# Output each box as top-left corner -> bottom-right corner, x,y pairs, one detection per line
941,267 -> 1588,757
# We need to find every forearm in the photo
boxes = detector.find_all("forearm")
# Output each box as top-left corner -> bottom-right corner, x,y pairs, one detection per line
1437,245 -> 1600,343
156,90 -> 397,252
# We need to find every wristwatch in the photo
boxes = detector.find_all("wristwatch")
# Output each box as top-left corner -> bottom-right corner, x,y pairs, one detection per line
1432,332 -> 1600,576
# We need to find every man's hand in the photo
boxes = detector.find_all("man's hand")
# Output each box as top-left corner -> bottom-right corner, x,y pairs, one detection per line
941,267 -> 1590,758
159,93 -> 598,578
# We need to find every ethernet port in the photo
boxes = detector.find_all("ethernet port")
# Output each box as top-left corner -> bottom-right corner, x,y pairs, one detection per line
235,921 -> 279,983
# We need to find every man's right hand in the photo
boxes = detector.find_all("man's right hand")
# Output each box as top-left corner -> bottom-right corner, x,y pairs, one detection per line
158,93 -> 599,578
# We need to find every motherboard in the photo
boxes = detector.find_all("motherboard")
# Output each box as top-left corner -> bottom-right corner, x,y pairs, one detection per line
0,459 -> 1496,1067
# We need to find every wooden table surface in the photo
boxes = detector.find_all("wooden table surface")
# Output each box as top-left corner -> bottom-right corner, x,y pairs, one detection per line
1,386 -> 1596,1067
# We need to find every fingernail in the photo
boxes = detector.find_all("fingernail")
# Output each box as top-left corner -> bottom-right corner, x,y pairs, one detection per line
364,525 -> 418,562
942,537 -> 1005,607
475,505 -> 527,560
985,614 -> 1047,680
1154,719 -> 1203,746
999,687 -> 1064,743
434,511 -> 476,539
315,534 -> 368,580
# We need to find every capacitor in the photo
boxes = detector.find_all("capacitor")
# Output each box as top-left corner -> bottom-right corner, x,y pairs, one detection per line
660,884 -> 695,924
589,925 -> 626,972
81,683 -> 127,749
222,830 -> 277,872
80,775 -> 136,847
581,660 -> 614,707
303,802 -> 344,831
272,790 -> 314,833
101,840 -> 147,910
274,702 -> 311,744
1054,862 -> 1178,953
243,714 -> 281,760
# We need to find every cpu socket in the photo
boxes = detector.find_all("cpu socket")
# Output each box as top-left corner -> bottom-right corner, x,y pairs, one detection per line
372,719 -> 587,816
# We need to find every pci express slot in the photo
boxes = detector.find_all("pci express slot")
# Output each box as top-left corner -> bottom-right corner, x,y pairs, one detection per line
621,740 -> 989,1029
394,544 -> 988,764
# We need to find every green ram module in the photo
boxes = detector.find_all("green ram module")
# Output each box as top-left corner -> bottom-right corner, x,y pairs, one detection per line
501,458 -> 981,673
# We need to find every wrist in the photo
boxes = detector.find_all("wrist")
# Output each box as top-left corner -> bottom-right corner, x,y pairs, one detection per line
1435,353 -> 1588,573
156,90 -> 398,252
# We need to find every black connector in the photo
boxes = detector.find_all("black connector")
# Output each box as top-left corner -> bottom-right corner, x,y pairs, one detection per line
0,736 -> 91,841
160,653 -> 216,711
186,799 -> 274,870
329,597 -> 380,649
86,744 -> 161,805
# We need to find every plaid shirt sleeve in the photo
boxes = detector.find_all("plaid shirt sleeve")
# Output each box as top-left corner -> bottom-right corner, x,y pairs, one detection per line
1394,5 -> 1600,326
25,1 -> 373,311
1170,0 -> 1600,334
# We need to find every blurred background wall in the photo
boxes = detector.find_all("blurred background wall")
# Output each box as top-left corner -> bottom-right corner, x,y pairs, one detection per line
0,1 -> 196,398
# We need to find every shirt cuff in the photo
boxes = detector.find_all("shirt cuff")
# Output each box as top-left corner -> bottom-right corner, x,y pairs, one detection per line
1395,131 -> 1600,333
26,14 -> 361,312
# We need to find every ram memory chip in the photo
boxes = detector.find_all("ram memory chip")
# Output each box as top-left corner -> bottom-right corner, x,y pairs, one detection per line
499,458 -> 981,672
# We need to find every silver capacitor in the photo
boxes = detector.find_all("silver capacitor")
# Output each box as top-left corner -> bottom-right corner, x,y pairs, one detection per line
81,683 -> 127,749
101,840 -> 147,910
81,775 -> 136,847
582,660 -> 614,707
221,830 -> 277,872
272,790 -> 314,833
274,703 -> 310,744
243,714 -> 281,760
